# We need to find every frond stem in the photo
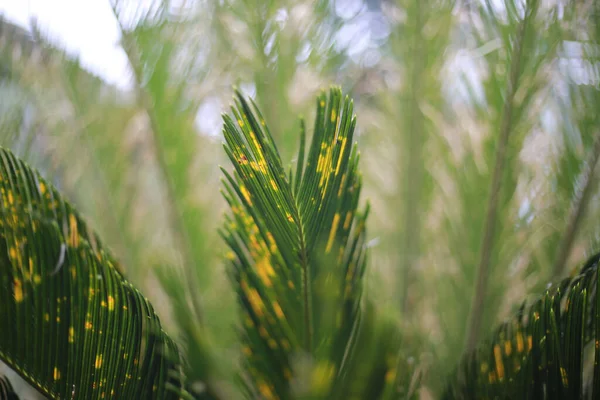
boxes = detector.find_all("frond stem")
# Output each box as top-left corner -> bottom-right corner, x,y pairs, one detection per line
110,7 -> 204,323
464,6 -> 530,354
551,130 -> 600,278
294,206 -> 313,352
400,0 -> 425,315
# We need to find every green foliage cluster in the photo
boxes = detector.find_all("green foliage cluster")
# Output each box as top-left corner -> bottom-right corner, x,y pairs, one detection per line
1,0 -> 600,399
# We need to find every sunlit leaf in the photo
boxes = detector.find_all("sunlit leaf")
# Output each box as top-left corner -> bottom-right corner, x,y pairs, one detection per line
220,87 -> 397,398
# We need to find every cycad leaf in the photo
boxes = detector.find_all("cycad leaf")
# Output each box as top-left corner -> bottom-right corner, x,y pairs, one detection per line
443,252 -> 600,399
0,147 -> 188,399
221,88 -> 372,398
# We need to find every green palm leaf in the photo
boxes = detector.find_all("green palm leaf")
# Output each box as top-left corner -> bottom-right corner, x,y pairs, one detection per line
220,88 -> 394,398
443,252 -> 600,399
0,147 -> 188,399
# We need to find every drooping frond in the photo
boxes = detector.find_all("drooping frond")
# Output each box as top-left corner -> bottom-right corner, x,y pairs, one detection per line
220,87 -> 394,398
443,252 -> 600,399
0,147 -> 189,399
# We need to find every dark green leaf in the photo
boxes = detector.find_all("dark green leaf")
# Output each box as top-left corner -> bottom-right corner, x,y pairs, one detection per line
0,147 -> 189,399
444,252 -> 600,399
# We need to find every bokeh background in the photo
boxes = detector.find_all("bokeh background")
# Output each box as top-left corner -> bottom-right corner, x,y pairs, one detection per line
1,0 -> 600,398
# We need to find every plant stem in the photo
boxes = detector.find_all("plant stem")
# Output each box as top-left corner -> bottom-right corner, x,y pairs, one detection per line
297,219 -> 313,352
552,131 -> 600,278
110,9 -> 204,323
400,0 -> 425,314
464,9 -> 529,354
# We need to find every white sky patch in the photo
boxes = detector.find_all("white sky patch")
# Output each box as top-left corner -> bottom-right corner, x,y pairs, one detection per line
0,0 -> 133,89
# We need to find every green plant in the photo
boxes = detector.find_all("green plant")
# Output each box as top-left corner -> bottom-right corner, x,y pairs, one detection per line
2,0 -> 600,397
1,86 -> 600,399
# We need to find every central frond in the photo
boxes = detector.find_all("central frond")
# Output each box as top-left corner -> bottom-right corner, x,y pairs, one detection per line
220,88 -> 374,398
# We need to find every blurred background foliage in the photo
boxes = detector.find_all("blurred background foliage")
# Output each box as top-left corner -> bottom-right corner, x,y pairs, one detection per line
1,0 -> 600,397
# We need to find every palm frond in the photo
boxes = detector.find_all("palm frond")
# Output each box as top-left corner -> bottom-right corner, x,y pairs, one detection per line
444,251 -> 600,399
110,2 -> 233,392
0,147 -> 188,399
220,87 -> 395,398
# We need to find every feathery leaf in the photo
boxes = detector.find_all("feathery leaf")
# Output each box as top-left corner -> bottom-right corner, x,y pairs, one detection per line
0,147 -> 188,399
221,87 -> 386,398
444,252 -> 600,399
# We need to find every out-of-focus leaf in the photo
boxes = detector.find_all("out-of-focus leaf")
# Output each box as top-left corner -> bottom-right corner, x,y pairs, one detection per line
444,252 -> 600,399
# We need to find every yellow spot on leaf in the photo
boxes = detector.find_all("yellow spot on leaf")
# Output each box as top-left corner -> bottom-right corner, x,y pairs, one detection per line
343,212 -> 353,230
311,361 -> 335,394
494,345 -> 504,381
7,191 -> 13,205
335,137 -> 347,175
107,295 -> 115,311
480,362 -> 489,373
33,274 -> 41,285
504,341 -> 512,356
259,326 -> 269,338
53,367 -> 60,380
256,257 -> 275,287
39,182 -> 46,195
258,382 -> 275,400
561,367 -> 568,386
240,186 -> 252,206
516,332 -> 524,353
242,346 -> 252,356
325,213 -> 341,253
266,233 -> 277,253
95,354 -> 103,369
13,279 -> 23,302
85,321 -> 93,330
69,214 -> 79,248
385,368 -> 396,384
249,132 -> 262,157
243,282 -> 264,317
273,302 -> 284,319
69,327 -> 75,343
